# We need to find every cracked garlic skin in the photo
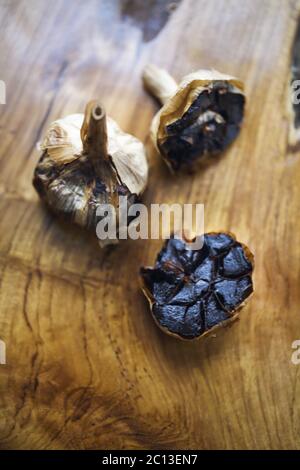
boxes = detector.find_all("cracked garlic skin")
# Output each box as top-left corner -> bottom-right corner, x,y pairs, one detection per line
140,233 -> 254,340
143,65 -> 245,172
33,101 -> 148,242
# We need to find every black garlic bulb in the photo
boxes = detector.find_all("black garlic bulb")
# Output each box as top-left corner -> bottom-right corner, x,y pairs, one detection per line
143,65 -> 245,172
140,233 -> 254,340
33,101 -> 148,245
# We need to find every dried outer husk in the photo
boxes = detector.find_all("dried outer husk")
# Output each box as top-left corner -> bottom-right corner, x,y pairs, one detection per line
143,65 -> 245,171
140,232 -> 254,341
33,101 -> 148,240
38,111 -> 148,196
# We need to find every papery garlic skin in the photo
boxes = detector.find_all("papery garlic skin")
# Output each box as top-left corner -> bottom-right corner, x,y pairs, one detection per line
39,114 -> 83,164
143,65 -> 245,172
39,114 -> 148,195
107,118 -> 148,195
34,102 -> 148,241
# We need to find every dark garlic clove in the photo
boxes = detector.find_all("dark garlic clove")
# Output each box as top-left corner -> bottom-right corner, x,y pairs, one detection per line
143,65 -> 245,172
140,233 -> 254,340
33,101 -> 148,244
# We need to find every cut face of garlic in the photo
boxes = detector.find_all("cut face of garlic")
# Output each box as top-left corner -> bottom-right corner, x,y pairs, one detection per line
140,232 -> 254,341
33,101 -> 148,241
143,65 -> 245,172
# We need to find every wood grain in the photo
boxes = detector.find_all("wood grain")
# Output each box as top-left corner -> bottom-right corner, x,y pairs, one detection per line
0,0 -> 300,450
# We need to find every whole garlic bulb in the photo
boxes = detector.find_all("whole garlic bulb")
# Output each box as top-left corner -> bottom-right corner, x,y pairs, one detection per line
33,101 -> 148,242
143,65 -> 245,172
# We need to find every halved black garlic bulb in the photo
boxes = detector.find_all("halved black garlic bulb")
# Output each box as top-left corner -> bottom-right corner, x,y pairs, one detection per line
140,233 -> 254,340
143,65 -> 245,172
33,101 -> 148,244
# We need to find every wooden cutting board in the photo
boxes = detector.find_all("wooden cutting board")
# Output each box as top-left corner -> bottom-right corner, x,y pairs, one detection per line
0,0 -> 300,450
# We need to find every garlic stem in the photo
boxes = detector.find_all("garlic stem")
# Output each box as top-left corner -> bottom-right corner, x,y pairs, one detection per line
143,64 -> 178,105
80,100 -> 118,191
81,100 -> 109,166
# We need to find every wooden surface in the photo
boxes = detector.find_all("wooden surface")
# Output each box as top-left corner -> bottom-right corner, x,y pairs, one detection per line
0,0 -> 300,450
